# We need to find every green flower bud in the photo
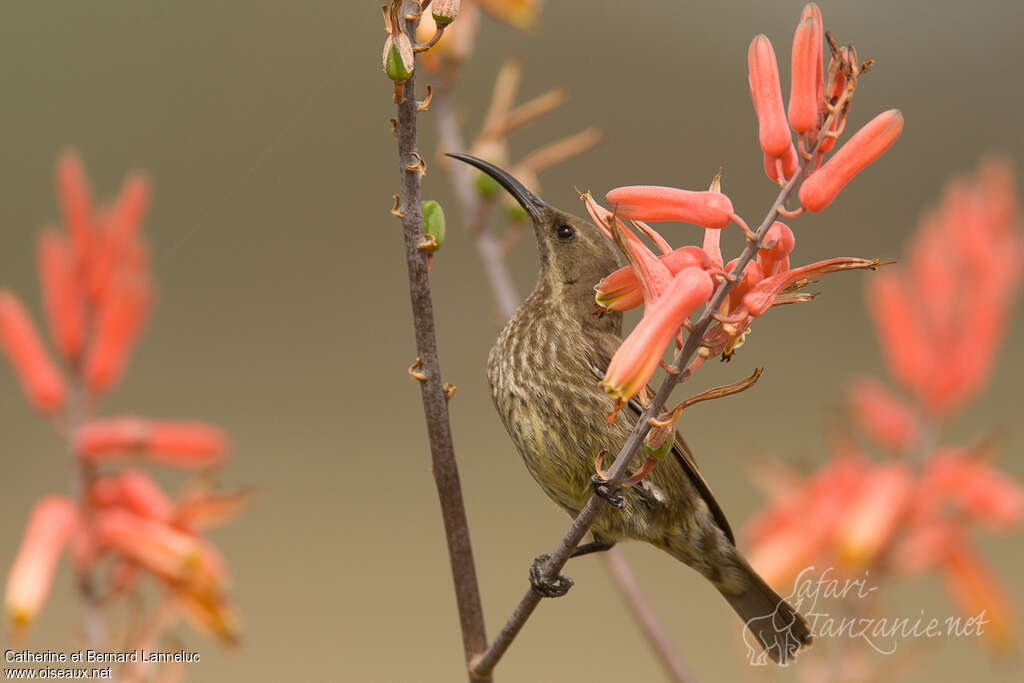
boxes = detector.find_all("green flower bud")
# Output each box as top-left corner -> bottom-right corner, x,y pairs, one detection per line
383,34 -> 414,82
432,0 -> 461,26
641,422 -> 674,461
474,169 -> 500,199
421,200 -> 446,252
502,199 -> 528,223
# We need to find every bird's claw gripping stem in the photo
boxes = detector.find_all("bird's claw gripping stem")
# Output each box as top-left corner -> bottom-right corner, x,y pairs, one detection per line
590,473 -> 626,509
529,554 -> 574,598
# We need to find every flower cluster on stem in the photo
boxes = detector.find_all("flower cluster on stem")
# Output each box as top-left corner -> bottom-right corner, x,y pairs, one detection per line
746,158 -> 1024,674
1,152 -> 245,675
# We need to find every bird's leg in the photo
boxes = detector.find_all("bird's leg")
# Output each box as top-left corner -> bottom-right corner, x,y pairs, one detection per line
529,554 -> 574,598
570,539 -> 615,558
591,450 -> 626,509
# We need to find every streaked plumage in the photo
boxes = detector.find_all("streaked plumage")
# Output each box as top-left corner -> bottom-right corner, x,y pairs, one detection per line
450,153 -> 812,664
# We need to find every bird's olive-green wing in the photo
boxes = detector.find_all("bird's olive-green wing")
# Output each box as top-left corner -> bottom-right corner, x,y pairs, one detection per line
584,336 -> 736,545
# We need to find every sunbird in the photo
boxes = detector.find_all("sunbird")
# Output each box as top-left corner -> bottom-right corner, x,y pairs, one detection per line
449,153 -> 812,664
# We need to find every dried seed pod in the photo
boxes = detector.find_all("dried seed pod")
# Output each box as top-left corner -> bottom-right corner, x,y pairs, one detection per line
432,0 -> 461,26
383,33 -> 414,83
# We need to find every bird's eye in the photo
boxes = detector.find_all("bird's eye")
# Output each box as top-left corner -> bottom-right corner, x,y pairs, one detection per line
556,224 -> 576,242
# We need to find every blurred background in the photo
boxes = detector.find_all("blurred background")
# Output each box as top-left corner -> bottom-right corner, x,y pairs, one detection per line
1,1 -> 1022,680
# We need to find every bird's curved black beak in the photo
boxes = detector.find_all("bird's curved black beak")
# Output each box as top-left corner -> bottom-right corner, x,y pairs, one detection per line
446,153 -> 548,220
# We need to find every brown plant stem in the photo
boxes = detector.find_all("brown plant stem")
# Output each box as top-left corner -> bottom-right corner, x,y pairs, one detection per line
604,549 -> 696,683
434,73 -> 692,683
392,4 -> 490,680
470,107 -> 835,677
68,377 -> 106,651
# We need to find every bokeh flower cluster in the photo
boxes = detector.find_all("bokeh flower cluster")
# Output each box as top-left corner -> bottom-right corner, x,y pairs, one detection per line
1,153 -> 244,659
746,158 -> 1024,658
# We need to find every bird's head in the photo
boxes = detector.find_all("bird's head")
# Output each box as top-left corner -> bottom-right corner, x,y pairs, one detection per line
447,154 -> 620,316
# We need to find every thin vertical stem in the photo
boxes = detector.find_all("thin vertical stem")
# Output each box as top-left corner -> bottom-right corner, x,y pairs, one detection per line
392,3 -> 489,679
68,377 -> 105,650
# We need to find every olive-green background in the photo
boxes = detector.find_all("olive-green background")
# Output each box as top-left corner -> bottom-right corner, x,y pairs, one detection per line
1,1 -> 1022,681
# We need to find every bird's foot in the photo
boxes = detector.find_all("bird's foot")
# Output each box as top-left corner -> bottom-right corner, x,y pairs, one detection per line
590,473 -> 626,509
529,554 -> 574,598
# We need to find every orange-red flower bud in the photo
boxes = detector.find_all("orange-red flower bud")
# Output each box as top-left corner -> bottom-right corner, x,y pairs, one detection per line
0,291 -> 66,414
867,270 -> 933,404
76,417 -> 228,468
601,268 -> 713,400
920,450 -> 1023,530
847,375 -> 921,452
55,151 -> 94,271
788,14 -> 823,134
748,35 -> 793,158
605,186 -> 734,230
799,109 -> 904,212
87,174 -> 151,304
4,497 -> 77,626
96,509 -> 225,592
756,222 -> 796,277
83,275 -> 152,393
117,470 -> 177,523
762,146 -> 800,184
37,231 -> 86,362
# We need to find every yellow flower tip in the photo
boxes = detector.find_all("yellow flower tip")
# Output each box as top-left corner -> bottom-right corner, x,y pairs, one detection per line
836,542 -> 872,570
8,605 -> 32,628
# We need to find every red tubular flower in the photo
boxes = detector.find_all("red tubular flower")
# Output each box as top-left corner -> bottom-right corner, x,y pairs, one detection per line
0,291 -> 66,414
595,246 -> 710,312
76,417 -> 228,468
148,421 -> 230,466
941,538 -> 1017,650
847,375 -> 921,452
605,186 -> 734,229
866,270 -> 934,407
96,509 -> 225,592
918,449 -> 1023,530
583,192 -> 673,306
835,462 -> 914,566
55,151 -> 94,271
799,109 -> 904,212
755,222 -> 795,277
37,231 -> 86,362
601,267 -> 713,400
4,497 -> 78,626
117,470 -> 177,523
87,173 -> 152,304
788,8 -> 823,134
747,35 -> 794,158
762,146 -> 799,184
83,274 -> 152,394
723,258 -> 763,314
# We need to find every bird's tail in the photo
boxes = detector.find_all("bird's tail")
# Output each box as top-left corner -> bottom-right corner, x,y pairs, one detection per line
718,556 -> 813,666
